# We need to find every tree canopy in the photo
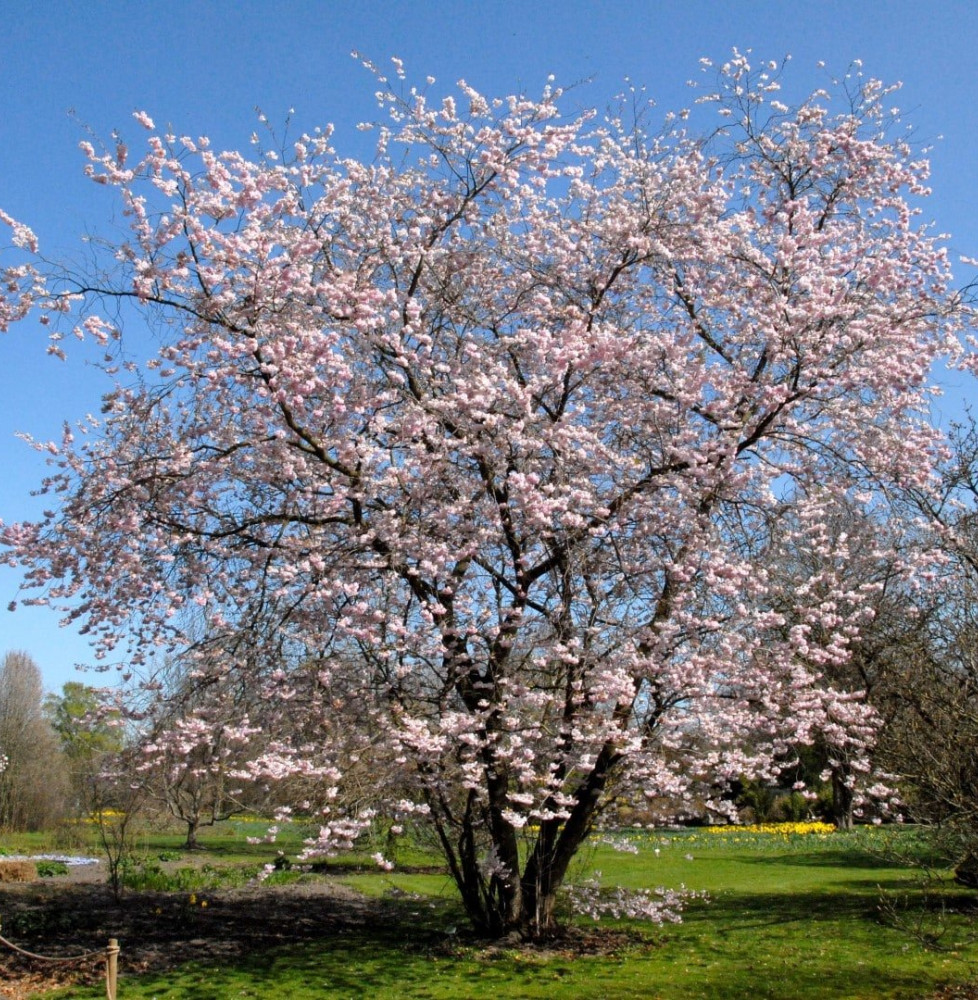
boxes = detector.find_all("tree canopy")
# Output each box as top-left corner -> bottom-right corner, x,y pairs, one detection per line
0,55 -> 972,936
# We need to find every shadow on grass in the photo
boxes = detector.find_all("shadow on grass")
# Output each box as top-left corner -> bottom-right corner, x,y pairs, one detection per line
127,918 -> 474,1000
737,848 -> 911,870
15,859 -> 977,1000
106,889 -> 972,1000
681,875 -> 978,932
682,884 -> 887,928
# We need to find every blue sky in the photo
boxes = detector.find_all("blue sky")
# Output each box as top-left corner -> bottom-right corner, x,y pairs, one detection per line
2,0 -> 977,692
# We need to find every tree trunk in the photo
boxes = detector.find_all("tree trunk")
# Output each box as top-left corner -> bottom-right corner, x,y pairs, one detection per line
184,817 -> 201,850
434,728 -> 621,939
447,811 -> 588,940
831,767 -> 854,830
954,852 -> 978,889
513,745 -> 620,939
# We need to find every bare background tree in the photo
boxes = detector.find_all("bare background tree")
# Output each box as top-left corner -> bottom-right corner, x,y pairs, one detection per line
0,650 -> 70,830
868,418 -> 978,884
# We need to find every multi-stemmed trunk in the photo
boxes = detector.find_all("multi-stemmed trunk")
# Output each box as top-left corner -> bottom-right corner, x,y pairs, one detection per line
433,743 -> 620,940
449,825 -> 597,940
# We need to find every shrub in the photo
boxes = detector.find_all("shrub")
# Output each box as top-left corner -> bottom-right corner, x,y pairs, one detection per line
36,859 -> 69,877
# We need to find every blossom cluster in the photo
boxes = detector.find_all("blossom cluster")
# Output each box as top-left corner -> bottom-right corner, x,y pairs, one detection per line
565,875 -> 705,924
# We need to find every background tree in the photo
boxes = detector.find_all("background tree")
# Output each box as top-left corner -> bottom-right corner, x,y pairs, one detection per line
866,418 -> 978,885
132,664 -> 263,850
753,501 -> 934,828
44,681 -> 124,815
1,56 -> 972,937
129,648 -> 397,850
0,651 -> 70,830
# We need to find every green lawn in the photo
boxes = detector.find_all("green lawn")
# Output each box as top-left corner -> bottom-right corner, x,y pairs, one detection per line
16,823 -> 978,999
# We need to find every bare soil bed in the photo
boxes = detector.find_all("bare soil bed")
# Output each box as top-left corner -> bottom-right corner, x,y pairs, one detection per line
0,863 -> 382,998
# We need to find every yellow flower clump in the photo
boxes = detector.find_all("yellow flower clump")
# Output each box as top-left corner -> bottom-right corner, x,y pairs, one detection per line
703,821 -> 835,836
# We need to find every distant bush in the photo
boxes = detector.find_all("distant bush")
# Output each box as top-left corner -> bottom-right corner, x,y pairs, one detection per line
119,855 -> 257,892
36,859 -> 69,877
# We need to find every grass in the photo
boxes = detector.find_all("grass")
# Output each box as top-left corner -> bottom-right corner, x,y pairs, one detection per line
12,822 -> 978,999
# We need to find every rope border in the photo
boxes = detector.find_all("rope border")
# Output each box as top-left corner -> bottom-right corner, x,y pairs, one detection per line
0,930 -> 107,964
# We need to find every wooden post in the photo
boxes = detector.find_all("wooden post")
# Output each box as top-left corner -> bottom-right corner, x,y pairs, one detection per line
105,938 -> 119,1000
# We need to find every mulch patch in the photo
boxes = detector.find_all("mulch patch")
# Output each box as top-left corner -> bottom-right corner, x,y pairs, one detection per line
0,872 -> 379,998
